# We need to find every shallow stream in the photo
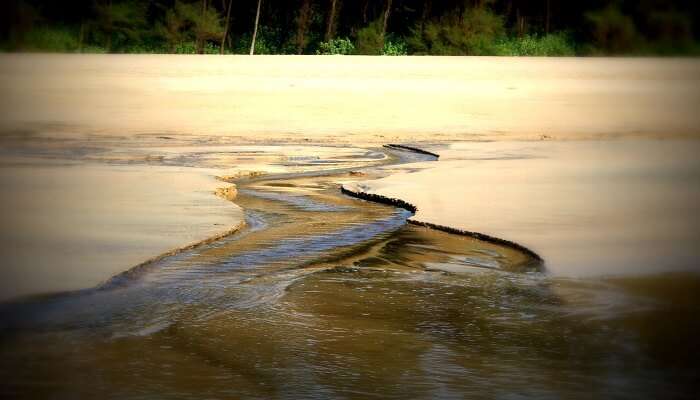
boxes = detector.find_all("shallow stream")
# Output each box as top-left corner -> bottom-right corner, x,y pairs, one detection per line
2,150 -> 699,399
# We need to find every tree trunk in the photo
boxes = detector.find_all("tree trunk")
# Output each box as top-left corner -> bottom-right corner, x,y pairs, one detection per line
250,0 -> 262,55
197,0 -> 208,54
362,0 -> 369,24
505,0 -> 513,22
381,0 -> 393,41
325,0 -> 338,42
220,0 -> 233,54
516,8 -> 524,37
78,21 -> 85,53
106,0 -> 113,53
296,0 -> 312,54
420,0 -> 432,30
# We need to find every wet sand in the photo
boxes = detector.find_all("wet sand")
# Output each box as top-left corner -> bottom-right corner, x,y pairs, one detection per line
0,162 -> 243,301
0,138 -> 387,301
1,54 -> 700,398
346,140 -> 700,277
1,159 -> 697,399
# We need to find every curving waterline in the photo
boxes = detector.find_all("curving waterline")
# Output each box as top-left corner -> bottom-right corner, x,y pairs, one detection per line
102,142 -> 539,292
98,220 -> 247,290
383,144 -> 441,159
94,148 -> 400,292
342,144 -> 544,266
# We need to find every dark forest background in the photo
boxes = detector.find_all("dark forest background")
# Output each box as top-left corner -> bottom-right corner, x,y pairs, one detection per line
2,0 -> 700,55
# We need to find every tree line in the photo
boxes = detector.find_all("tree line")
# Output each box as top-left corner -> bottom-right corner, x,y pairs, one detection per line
2,0 -> 699,56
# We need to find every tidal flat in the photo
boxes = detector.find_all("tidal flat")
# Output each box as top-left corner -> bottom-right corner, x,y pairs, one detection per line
1,55 -> 699,399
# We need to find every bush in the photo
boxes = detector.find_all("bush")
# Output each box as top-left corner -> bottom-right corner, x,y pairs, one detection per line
644,10 -> 698,55
173,41 -> 196,54
383,39 -> 407,55
407,7 -> 504,55
81,45 -> 108,54
231,26 -> 292,54
585,5 -> 638,54
22,26 -> 78,52
355,20 -> 384,55
495,33 -> 575,56
316,37 -> 354,55
355,21 -> 408,56
173,41 -> 220,54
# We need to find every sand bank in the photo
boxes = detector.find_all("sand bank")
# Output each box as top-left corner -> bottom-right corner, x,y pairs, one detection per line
0,162 -> 243,301
1,54 -> 699,143
344,140 -> 700,277
0,140 -> 386,301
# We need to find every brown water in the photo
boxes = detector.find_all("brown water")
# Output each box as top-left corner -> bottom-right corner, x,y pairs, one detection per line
1,158 -> 699,399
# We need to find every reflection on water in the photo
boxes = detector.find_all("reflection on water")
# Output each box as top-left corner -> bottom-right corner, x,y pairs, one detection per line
1,169 -> 698,399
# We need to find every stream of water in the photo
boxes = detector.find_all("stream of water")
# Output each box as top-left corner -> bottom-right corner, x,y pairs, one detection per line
1,153 -> 698,399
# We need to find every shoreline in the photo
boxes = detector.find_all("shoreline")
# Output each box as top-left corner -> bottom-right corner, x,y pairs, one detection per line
80,142 -> 543,299
340,183 -> 544,269
97,220 -> 247,291
351,139 -> 700,277
342,143 -> 544,267
0,143 -> 401,302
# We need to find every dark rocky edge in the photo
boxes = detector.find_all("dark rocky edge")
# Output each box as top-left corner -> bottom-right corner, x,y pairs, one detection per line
342,144 -> 545,267
98,222 -> 246,290
341,185 -> 542,263
383,144 -> 440,159
406,220 -> 543,262
340,186 -> 417,213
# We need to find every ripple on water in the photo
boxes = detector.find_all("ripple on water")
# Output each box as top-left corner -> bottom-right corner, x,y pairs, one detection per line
2,172 -> 697,399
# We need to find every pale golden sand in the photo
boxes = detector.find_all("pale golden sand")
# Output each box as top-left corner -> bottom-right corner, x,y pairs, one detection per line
0,162 -> 243,300
1,54 -> 699,142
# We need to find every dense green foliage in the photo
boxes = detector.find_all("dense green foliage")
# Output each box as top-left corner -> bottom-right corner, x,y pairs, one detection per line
22,26 -> 80,52
316,37 -> 355,54
355,20 -> 385,55
2,0 -> 699,55
495,33 -> 575,56
407,8 -> 505,55
383,39 -> 408,56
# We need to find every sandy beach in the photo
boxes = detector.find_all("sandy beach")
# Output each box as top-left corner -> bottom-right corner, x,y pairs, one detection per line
1,54 -> 700,399
1,54 -> 700,296
1,54 -> 700,143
